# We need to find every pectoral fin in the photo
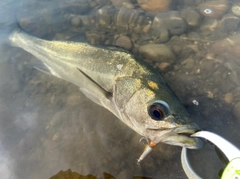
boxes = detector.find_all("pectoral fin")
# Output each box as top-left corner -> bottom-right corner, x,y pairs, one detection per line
77,68 -> 112,106
33,62 -> 52,75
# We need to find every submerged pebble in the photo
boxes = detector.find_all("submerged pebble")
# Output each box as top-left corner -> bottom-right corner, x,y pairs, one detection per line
200,18 -> 218,31
232,4 -> 240,16
181,58 -> 195,70
151,11 -> 187,35
159,62 -> 170,71
224,92 -> 233,103
149,28 -> 169,43
198,0 -> 230,19
139,44 -> 176,63
217,13 -> 240,35
71,15 -> 82,27
180,9 -> 202,27
211,32 -> 240,58
115,36 -> 132,50
200,59 -> 215,70
111,0 -> 134,9
137,0 -> 171,13
205,52 -> 216,60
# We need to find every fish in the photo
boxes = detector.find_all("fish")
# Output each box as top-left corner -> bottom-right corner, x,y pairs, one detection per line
8,27 -> 202,160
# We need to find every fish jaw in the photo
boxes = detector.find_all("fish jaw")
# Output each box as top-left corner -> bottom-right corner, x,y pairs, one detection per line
147,124 -> 203,149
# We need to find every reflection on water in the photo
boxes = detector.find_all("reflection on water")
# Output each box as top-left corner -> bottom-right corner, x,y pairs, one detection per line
0,0 -> 240,179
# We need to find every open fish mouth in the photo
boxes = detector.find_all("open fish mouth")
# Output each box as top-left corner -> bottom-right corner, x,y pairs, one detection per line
177,129 -> 200,138
162,125 -> 203,149
138,126 -> 202,163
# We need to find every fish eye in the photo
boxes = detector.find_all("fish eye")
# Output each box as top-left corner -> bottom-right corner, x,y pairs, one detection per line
148,101 -> 170,121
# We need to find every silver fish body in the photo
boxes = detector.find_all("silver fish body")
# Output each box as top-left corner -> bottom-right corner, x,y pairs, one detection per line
9,28 -> 202,149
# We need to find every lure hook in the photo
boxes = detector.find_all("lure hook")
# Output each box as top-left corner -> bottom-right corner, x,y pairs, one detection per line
137,141 -> 156,164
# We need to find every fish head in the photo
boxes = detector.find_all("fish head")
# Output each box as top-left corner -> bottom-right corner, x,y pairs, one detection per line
120,79 -> 202,149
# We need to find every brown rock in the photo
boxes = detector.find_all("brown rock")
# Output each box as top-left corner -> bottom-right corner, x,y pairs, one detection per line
151,11 -> 187,35
71,15 -> 81,27
182,58 -> 195,70
115,36 -> 132,50
137,0 -> 171,13
200,18 -> 218,31
199,60 -> 215,73
224,93 -> 233,103
217,13 -> 240,35
111,0 -> 134,9
180,9 -> 202,27
143,24 -> 151,33
205,52 -> 216,60
53,33 -> 68,41
211,32 -> 240,58
232,4 -> 240,16
139,44 -> 176,63
149,28 -> 169,43
198,0 -> 230,19
159,62 -> 170,71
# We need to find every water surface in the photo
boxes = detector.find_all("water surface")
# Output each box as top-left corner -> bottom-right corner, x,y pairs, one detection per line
0,0 -> 240,178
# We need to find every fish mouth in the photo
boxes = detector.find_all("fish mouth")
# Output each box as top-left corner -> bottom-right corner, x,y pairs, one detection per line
176,127 -> 200,138
161,125 -> 203,149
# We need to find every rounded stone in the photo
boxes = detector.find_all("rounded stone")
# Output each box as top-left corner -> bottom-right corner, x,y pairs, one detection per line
71,16 -> 81,27
137,0 -> 171,13
211,32 -> 240,58
205,52 -> 216,60
182,58 -> 195,70
115,36 -> 132,50
199,59 -> 215,72
150,28 -> 169,43
217,13 -> 240,36
151,11 -> 187,35
198,0 -> 230,19
180,9 -> 202,27
139,44 -> 176,63
224,93 -> 233,103
143,24 -> 151,33
232,5 -> 240,16
111,0 -> 134,8
159,62 -> 171,71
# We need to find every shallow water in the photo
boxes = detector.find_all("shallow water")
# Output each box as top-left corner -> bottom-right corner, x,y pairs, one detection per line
0,0 -> 240,179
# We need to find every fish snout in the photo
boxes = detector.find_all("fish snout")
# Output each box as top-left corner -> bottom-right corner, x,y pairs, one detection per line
161,124 -> 203,149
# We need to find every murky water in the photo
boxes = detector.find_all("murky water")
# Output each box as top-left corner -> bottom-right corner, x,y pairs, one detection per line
0,0 -> 240,179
